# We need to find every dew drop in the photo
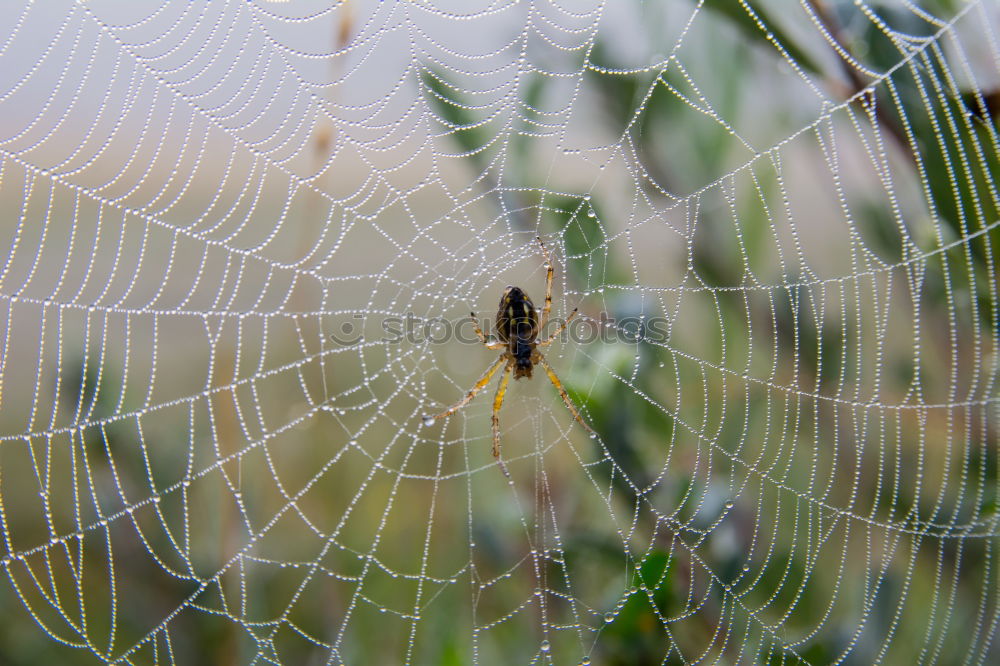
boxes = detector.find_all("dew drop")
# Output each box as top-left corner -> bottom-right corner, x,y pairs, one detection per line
604,612 -> 615,623
658,362 -> 665,368
540,640 -> 551,653
589,432 -> 598,439
580,659 -> 592,665
348,439 -> 358,446
724,500 -> 735,509
587,208 -> 596,218
743,563 -> 751,572
422,415 -> 435,427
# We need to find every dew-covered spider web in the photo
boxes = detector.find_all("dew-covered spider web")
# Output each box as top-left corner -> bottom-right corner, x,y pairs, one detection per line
1,0 -> 999,663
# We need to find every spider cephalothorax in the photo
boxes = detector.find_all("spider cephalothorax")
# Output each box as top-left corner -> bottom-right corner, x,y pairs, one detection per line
425,237 -> 595,472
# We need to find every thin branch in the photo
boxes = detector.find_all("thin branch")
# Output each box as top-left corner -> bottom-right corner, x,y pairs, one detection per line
806,0 -> 914,161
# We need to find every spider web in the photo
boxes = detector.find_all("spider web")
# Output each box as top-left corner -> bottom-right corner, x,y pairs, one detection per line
0,0 -> 998,663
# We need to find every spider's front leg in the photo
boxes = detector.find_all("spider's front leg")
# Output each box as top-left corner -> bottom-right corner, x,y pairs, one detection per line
539,308 -> 578,346
470,312 -> 505,350
536,237 -> 554,332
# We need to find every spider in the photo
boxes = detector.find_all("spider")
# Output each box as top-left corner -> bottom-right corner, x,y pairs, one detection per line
424,237 -> 595,469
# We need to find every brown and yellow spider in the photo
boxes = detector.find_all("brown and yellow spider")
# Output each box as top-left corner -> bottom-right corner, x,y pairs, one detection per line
424,237 -> 595,468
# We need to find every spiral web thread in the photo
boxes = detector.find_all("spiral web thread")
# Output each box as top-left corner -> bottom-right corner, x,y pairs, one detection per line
0,0 -> 998,663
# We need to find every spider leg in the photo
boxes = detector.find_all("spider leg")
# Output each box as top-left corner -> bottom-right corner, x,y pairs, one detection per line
470,311 -> 504,349
491,360 -> 513,459
535,353 -> 596,438
538,308 -> 578,346
429,355 -> 506,420
536,236 -> 554,332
